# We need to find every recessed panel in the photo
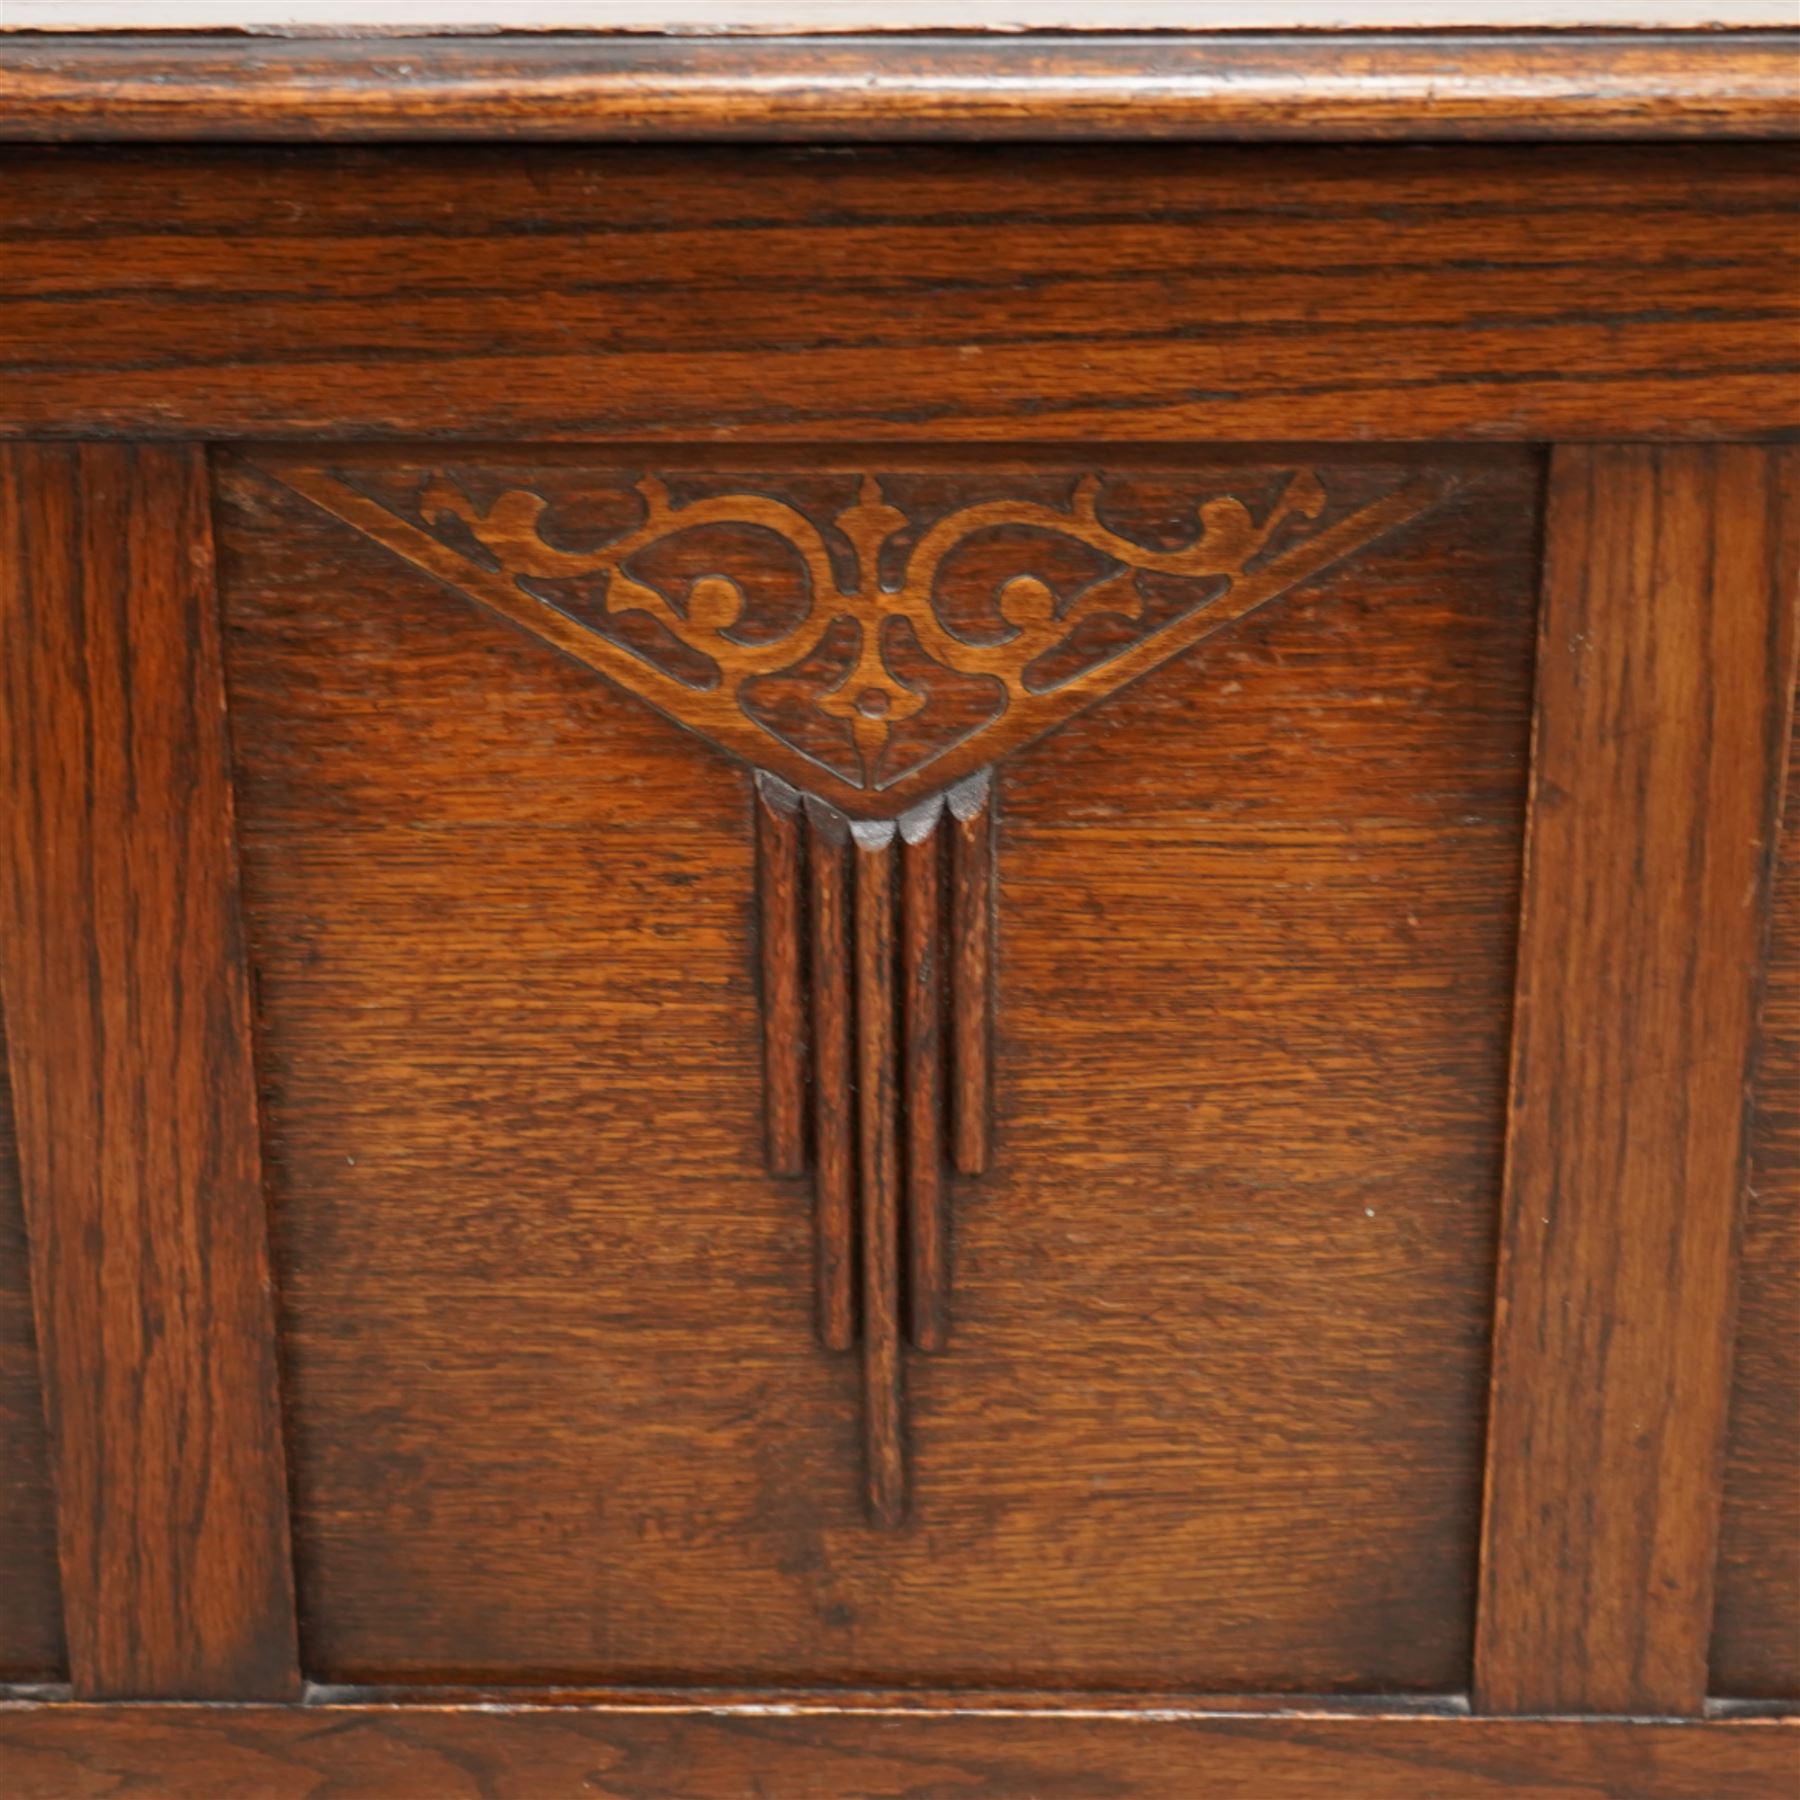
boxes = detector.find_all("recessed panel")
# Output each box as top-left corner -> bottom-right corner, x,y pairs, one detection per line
218,449 -> 1536,1689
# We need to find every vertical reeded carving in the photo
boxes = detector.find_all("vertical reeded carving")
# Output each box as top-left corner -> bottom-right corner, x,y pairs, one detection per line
764,778 -> 998,1522
852,819 -> 906,1527
764,769 -> 1000,1507
900,796 -> 949,1354
754,773 -> 806,1179
948,772 -> 995,1178
804,797 -> 857,1356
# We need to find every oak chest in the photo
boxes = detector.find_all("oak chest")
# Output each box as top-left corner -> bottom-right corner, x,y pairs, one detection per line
0,28 -> 1796,1797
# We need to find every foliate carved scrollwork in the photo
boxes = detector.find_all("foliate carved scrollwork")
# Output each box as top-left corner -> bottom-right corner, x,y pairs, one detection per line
402,468 -> 1325,794
264,455 -> 1455,1525
271,460 -> 1449,818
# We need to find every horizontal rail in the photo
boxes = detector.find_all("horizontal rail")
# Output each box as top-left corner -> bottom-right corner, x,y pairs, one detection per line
0,32 -> 1793,141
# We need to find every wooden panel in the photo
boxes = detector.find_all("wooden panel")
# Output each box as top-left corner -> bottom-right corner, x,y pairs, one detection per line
1713,553 -> 1800,1701
0,999 -> 63,1681
0,145 -> 1794,443
0,444 -> 299,1699
217,449 -> 1533,1688
0,1703 -> 1793,1800
1,32 -> 1794,142
1475,447 -> 1800,1717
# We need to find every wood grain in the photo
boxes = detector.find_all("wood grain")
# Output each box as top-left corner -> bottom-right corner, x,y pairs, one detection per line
806,796 -> 857,1355
0,999 -> 63,1681
1,146 -> 1794,444
948,772 -> 994,1178
900,799 -> 949,1354
1474,447 -> 1800,1717
0,33 -> 1793,142
1712,475 -> 1800,1702
216,451 -> 1532,1687
256,455 -> 1456,1518
754,772 -> 806,1178
852,820 -> 907,1528
0,444 -> 299,1699
0,1703 -> 1792,1800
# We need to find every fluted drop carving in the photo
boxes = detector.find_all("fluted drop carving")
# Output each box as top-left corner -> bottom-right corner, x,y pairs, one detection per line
755,769 -> 994,1523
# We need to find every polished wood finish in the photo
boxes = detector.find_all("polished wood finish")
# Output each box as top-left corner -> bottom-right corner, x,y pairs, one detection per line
948,772 -> 995,1178
0,445 -> 299,1700
0,32 -> 1793,142
1475,447 -> 1800,1717
3,43 -> 1797,1782
270,458 -> 1430,819
215,451 -> 1534,1687
900,799 -> 949,1353
1,147 -> 1794,445
852,820 -> 907,1528
806,796 -> 858,1354
754,773 -> 807,1178
0,1003 -> 63,1681
259,454 -> 1449,1531
0,1701 -> 1791,1800
1713,557 -> 1800,1701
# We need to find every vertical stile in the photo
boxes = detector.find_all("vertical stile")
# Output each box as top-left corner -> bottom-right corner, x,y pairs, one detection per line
1475,446 -> 1800,1715
0,444 -> 300,1698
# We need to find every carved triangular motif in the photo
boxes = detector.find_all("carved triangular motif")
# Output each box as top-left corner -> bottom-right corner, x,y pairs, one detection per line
266,458 -> 1453,816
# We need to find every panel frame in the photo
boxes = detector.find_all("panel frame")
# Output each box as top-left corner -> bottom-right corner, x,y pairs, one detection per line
0,442 -> 300,1700
1474,445 -> 1800,1716
0,1696 -> 1793,1799
0,144 -> 1794,445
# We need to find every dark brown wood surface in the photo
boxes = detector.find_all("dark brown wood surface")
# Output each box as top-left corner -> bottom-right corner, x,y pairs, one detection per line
215,448 -> 1532,1688
948,774 -> 994,1179
251,450 -> 1444,1534
0,1002 -> 63,1682
901,805 -> 948,1353
0,445 -> 299,1700
0,1703 -> 1793,1800
260,453 -> 1411,821
1475,447 -> 1800,1717
852,821 -> 907,1528
1,146 -> 1794,444
0,61 -> 1793,1780
0,32 -> 1793,143
807,799 -> 858,1355
1713,552 -> 1800,1702
754,773 -> 806,1178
